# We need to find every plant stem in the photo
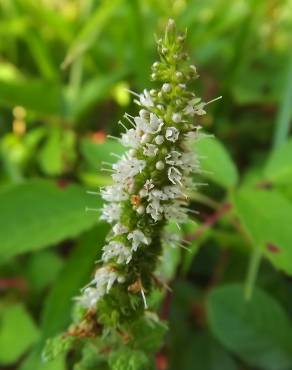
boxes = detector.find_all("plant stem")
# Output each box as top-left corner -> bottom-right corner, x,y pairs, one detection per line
244,247 -> 262,301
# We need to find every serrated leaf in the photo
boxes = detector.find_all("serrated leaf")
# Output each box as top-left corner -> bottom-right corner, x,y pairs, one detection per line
109,348 -> 148,370
264,138 -> 292,184
195,136 -> 238,188
0,180 -> 100,263
233,188 -> 292,274
0,304 -> 40,365
207,284 -> 292,370
129,314 -> 167,354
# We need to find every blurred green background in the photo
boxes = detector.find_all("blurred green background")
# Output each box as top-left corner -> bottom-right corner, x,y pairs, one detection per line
0,0 -> 292,369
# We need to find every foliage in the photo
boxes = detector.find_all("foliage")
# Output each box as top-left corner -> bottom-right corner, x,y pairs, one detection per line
0,1 -> 292,369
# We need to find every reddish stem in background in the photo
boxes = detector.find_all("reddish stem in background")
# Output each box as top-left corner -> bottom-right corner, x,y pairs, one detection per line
187,202 -> 232,241
0,277 -> 28,293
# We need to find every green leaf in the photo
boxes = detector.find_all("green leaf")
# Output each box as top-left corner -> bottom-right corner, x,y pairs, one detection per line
129,314 -> 167,354
109,348 -> 148,370
62,0 -> 122,68
38,128 -> 64,176
72,70 -> 127,120
20,227 -> 107,370
0,78 -> 64,116
41,225 -> 108,337
264,138 -> 292,184
233,188 -> 292,274
80,138 -> 125,170
195,136 -> 238,188
25,250 -> 63,292
207,284 -> 292,370
0,304 -> 40,365
20,351 -> 65,370
172,332 -> 237,370
0,180 -> 100,263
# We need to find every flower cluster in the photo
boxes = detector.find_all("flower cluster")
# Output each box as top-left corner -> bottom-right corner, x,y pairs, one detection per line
78,19 -> 212,317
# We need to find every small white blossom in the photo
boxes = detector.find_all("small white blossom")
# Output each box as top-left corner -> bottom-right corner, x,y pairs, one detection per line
165,151 -> 182,166
163,203 -> 188,222
181,152 -> 200,173
113,157 -> 146,182
143,143 -> 158,157
141,133 -> 151,143
128,230 -> 151,251
144,179 -> 155,192
113,223 -> 129,235
156,161 -> 165,170
79,267 -> 125,308
162,83 -> 171,93
163,185 -> 182,199
100,203 -> 120,223
146,198 -> 164,222
136,205 -> 145,214
168,167 -> 183,185
148,189 -> 168,201
101,184 -> 128,202
139,89 -> 154,107
94,266 -> 124,294
165,127 -> 179,142
120,128 -> 140,148
172,113 -> 181,123
102,241 -> 132,264
155,135 -> 164,145
78,287 -> 101,308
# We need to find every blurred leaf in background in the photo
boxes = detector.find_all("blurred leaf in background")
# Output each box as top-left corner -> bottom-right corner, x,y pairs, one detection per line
0,0 -> 292,369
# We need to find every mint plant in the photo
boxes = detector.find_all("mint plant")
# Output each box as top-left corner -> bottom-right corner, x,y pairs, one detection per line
44,19 -> 218,369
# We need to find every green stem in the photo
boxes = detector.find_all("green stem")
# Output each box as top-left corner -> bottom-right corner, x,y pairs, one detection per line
244,247 -> 262,301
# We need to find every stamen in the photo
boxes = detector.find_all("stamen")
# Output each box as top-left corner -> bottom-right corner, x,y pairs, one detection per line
204,96 -> 222,106
140,288 -> 148,309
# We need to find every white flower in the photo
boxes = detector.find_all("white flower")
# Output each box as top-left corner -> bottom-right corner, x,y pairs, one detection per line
78,287 -> 101,308
128,230 -> 151,251
146,199 -> 164,222
79,267 -> 125,308
112,157 -> 146,182
163,185 -> 182,199
148,113 -> 164,133
162,83 -> 171,92
102,241 -> 132,264
144,179 -> 154,191
163,203 -> 188,222
155,135 -> 164,145
184,98 -> 206,116
181,152 -> 200,173
172,113 -> 181,123
165,151 -> 182,166
165,127 -> 179,142
156,161 -> 165,170
94,266 -> 124,294
100,203 -> 120,223
143,143 -> 158,157
139,89 -> 154,107
113,223 -> 129,235
120,128 -> 140,148
148,189 -> 168,201
168,167 -> 182,185
101,184 -> 128,202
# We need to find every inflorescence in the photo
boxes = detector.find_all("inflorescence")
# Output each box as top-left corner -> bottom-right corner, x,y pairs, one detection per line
78,18 -> 218,325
